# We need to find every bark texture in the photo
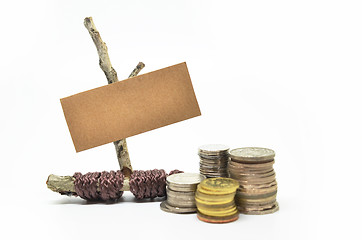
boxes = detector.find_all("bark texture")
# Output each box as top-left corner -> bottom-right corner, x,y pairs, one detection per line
46,174 -> 130,194
84,17 -> 145,177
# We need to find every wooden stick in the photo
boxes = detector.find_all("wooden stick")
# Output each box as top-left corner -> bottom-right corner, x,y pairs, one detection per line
113,62 -> 145,177
83,17 -> 145,177
46,174 -> 130,195
83,17 -> 118,84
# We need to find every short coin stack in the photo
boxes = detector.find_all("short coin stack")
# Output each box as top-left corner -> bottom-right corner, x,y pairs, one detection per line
160,173 -> 205,214
195,177 -> 239,223
198,144 -> 229,178
228,147 -> 279,215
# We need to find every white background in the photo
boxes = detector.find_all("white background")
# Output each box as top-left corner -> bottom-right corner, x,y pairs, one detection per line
1,0 -> 361,239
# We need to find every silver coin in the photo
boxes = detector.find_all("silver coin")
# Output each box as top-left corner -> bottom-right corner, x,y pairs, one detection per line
198,152 -> 229,160
199,160 -> 228,166
198,152 -> 228,157
160,201 -> 197,214
167,173 -> 206,186
200,157 -> 228,162
166,188 -> 195,198
200,173 -> 228,178
198,144 -> 229,154
199,171 -> 228,176
167,198 -> 196,208
200,167 -> 228,172
200,165 -> 228,170
199,164 -> 227,170
167,185 -> 197,192
229,147 -> 275,162
199,155 -> 229,161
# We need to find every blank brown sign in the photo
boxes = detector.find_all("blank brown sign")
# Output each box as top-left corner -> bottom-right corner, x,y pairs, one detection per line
61,62 -> 201,152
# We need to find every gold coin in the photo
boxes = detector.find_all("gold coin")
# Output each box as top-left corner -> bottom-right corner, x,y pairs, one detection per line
196,202 -> 235,211
198,206 -> 238,217
197,204 -> 236,213
195,199 -> 235,210
197,211 -> 239,224
195,196 -> 234,205
195,190 -> 235,202
197,184 -> 236,196
199,177 -> 239,194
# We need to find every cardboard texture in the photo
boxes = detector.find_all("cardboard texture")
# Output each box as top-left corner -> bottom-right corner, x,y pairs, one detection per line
61,62 -> 201,152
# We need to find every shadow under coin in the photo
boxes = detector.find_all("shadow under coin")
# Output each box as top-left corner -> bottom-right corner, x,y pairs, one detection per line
49,194 -> 165,205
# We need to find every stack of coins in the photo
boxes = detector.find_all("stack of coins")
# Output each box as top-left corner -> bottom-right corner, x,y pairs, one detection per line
198,144 -> 229,178
228,147 -> 279,215
160,173 -> 205,214
195,177 -> 239,223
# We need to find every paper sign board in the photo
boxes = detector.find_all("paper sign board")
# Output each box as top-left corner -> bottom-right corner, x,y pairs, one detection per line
61,62 -> 201,152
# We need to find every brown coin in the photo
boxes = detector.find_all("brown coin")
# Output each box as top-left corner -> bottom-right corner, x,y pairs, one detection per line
238,202 -> 279,215
235,175 -> 276,185
233,171 -> 275,179
236,194 -> 277,204
237,199 -> 277,209
236,189 -> 277,199
228,165 -> 273,173
228,159 -> 275,169
237,197 -> 276,204
238,180 -> 277,190
229,169 -> 275,177
229,147 -> 275,162
230,158 -> 274,164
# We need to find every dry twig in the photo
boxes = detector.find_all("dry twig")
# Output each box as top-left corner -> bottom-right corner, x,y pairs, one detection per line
83,17 -> 145,177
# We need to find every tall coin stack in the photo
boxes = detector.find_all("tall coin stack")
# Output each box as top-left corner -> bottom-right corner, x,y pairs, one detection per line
228,147 -> 279,215
195,178 -> 239,223
160,173 -> 205,214
198,144 -> 229,178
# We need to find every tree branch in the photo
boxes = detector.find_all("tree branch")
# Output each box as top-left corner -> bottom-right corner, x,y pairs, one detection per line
46,174 -> 130,195
84,17 -> 118,84
84,17 -> 145,177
